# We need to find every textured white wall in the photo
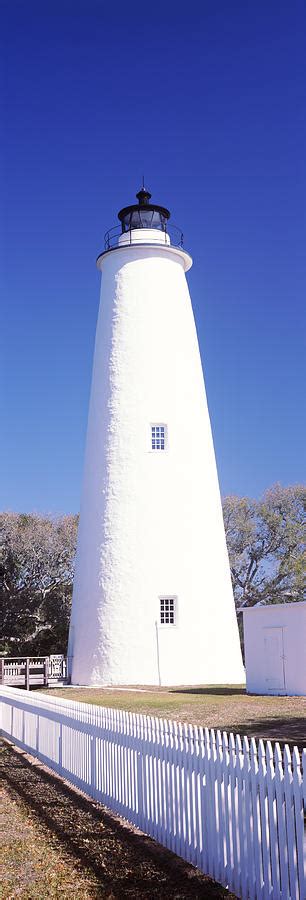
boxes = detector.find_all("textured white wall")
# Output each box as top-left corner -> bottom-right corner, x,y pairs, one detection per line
68,233 -> 244,685
118,227 -> 171,246
244,603 -> 306,695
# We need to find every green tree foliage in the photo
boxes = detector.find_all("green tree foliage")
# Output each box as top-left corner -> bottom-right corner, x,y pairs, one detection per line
222,484 -> 306,609
0,512 -> 78,655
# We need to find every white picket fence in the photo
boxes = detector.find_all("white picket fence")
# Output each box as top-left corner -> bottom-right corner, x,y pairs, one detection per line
1,686 -> 305,900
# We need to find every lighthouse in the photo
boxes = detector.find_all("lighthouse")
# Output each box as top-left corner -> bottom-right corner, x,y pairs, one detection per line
68,187 -> 244,686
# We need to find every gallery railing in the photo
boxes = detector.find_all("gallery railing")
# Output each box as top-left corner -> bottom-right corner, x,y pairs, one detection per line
103,222 -> 184,251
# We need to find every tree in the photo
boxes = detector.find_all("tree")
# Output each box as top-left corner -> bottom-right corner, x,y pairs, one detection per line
223,484 -> 306,610
0,512 -> 78,655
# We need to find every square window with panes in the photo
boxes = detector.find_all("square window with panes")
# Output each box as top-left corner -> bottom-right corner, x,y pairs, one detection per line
151,424 -> 166,450
160,597 -> 176,625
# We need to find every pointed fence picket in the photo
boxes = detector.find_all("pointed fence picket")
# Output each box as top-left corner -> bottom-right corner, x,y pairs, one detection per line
1,685 -> 306,900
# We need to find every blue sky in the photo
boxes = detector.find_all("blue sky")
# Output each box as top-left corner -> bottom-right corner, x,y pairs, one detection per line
1,0 -> 305,514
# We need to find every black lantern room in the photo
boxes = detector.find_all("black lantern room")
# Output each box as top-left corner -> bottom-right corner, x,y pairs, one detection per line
118,187 -> 170,234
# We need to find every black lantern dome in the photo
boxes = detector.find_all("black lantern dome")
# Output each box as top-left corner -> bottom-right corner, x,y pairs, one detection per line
118,186 -> 170,234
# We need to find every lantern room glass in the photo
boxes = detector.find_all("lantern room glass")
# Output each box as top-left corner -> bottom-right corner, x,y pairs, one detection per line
120,208 -> 168,233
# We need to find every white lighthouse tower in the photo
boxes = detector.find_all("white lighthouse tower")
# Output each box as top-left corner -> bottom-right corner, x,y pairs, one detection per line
68,187 -> 244,686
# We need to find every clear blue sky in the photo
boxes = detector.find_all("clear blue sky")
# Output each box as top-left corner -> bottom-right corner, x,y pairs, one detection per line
1,0 -> 305,514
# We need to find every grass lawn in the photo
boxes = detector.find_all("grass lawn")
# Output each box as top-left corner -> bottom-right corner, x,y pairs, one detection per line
42,685 -> 306,748
0,740 -> 234,899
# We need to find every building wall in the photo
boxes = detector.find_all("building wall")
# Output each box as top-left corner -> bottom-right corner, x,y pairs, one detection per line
243,603 -> 306,695
68,238 -> 244,685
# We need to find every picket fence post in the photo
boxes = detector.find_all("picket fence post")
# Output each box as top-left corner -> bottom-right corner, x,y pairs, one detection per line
137,728 -> 144,830
292,746 -> 305,899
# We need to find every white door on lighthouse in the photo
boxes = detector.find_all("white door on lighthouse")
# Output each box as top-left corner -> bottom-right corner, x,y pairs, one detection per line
68,185 -> 245,687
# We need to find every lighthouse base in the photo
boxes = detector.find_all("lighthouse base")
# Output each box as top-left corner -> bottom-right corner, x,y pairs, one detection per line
69,607 -> 245,688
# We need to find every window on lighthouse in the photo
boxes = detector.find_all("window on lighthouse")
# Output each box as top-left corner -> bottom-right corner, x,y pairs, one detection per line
151,424 -> 167,450
160,597 -> 176,625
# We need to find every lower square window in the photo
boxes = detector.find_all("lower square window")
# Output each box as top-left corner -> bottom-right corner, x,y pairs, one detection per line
151,424 -> 167,450
160,597 -> 176,625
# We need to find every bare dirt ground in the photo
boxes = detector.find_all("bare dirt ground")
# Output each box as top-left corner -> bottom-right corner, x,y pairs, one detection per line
44,685 -> 306,749
0,741 -> 235,899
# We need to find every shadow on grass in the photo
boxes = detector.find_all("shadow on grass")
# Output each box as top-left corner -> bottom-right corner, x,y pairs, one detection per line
170,687 -> 246,697
228,716 -> 306,750
0,742 -> 232,899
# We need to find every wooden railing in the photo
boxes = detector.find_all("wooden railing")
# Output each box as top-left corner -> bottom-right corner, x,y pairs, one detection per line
0,655 -> 69,690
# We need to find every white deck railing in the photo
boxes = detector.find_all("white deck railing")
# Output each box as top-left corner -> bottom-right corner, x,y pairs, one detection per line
0,656 -> 68,688
1,685 -> 305,899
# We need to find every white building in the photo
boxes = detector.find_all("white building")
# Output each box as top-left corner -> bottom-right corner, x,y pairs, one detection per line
243,602 -> 306,695
68,187 -> 244,686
